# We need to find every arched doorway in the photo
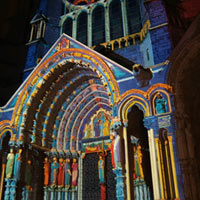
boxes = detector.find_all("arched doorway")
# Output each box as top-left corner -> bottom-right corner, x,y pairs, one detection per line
127,105 -> 153,199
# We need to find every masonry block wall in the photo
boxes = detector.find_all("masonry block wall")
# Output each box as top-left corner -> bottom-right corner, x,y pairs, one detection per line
145,0 -> 172,64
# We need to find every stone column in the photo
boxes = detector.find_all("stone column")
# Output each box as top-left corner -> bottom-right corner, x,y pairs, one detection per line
111,118 -> 126,200
123,120 -> 131,200
143,116 -> 161,199
10,180 -> 17,200
72,17 -> 77,40
78,153 -> 84,200
105,6 -> 110,42
113,168 -> 125,200
120,0 -> 128,36
4,179 -> 11,200
88,11 -> 92,47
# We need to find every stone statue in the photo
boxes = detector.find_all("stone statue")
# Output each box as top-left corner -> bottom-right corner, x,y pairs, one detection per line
133,144 -> 144,179
98,155 -> 105,184
113,132 -> 121,168
71,158 -> 78,187
99,112 -> 105,137
58,158 -> 65,187
5,148 -> 15,179
44,157 -> 50,186
155,94 -> 167,114
13,148 -> 22,181
50,157 -> 59,186
110,134 -> 116,168
64,158 -> 71,188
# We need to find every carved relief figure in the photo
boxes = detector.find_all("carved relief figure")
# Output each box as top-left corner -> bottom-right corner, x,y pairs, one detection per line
93,116 -> 100,137
110,134 -> 116,168
71,158 -> 78,187
103,114 -> 110,136
44,157 -> 50,186
99,112 -> 106,137
133,144 -> 144,179
58,158 -> 65,187
84,123 -> 93,139
98,155 -> 105,184
50,157 -> 59,186
155,94 -> 167,114
14,148 -> 22,181
113,132 -> 121,168
5,148 -> 15,179
64,158 -> 71,188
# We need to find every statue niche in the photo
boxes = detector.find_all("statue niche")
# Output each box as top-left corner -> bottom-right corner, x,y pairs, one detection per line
153,93 -> 169,115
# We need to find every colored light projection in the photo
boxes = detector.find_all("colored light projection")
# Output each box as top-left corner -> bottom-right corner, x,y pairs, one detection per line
82,109 -> 111,139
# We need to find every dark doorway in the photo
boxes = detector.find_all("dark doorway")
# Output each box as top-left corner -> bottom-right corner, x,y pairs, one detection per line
127,105 -> 153,198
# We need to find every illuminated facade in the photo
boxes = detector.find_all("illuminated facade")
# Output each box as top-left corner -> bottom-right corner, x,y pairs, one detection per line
0,0 -> 200,199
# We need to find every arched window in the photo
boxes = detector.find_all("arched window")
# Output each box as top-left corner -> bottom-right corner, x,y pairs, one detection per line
63,17 -> 73,37
109,0 -> 123,40
77,12 -> 88,45
92,5 -> 105,46
126,0 -> 142,34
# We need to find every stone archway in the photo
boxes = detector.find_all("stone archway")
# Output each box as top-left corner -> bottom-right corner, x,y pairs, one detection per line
168,15 -> 200,199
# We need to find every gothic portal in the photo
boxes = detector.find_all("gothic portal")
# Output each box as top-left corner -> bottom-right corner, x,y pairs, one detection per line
0,0 -> 200,199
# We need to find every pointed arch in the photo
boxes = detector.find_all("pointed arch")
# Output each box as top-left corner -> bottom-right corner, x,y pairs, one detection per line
63,17 -> 73,36
92,5 -> 105,45
77,11 -> 88,45
109,0 -> 123,40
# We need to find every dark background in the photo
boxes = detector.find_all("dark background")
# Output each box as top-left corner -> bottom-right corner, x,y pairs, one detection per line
0,0 -> 40,106
0,0 -> 199,106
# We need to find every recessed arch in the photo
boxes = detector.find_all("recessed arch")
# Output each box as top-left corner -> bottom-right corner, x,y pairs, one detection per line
109,0 -> 123,40
63,17 -> 73,36
119,94 -> 149,121
92,5 -> 105,45
77,11 -> 88,45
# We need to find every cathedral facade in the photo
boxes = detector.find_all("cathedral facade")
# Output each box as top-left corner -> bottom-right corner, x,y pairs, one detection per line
0,0 -> 200,199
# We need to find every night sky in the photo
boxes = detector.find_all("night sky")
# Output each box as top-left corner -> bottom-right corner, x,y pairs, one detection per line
0,0 -> 40,106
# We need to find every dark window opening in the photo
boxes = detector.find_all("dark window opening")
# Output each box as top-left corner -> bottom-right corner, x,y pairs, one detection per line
63,18 -> 73,37
126,0 -> 142,35
109,0 -> 123,40
92,6 -> 105,46
77,12 -> 88,45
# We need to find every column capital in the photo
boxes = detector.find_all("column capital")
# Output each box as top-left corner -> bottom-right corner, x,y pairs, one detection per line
143,116 -> 157,130
111,117 -> 122,131
123,119 -> 128,128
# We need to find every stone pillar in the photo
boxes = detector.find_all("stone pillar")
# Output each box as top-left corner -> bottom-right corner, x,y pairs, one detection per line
10,180 -> 17,200
44,186 -> 50,200
78,153 -> 84,200
111,118 -> 126,200
72,17 -> 77,40
105,6 -> 110,42
88,11 -> 92,47
147,129 -> 161,199
113,168 -> 125,200
123,120 -> 131,200
120,0 -> 128,36
143,116 -> 161,199
4,179 -> 11,200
